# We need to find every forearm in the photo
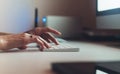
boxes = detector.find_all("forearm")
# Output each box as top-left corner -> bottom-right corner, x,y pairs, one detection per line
0,34 -> 26,50
0,32 -> 12,36
0,33 -> 36,51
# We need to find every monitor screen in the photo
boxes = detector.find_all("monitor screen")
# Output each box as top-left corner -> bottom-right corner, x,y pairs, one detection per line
96,0 -> 120,16
96,0 -> 120,30
97,0 -> 120,12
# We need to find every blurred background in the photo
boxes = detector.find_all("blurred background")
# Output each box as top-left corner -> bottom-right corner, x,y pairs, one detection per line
0,0 -> 120,74
0,0 -> 120,40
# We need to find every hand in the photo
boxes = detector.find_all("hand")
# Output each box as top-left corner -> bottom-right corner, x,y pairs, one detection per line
0,33 -> 52,51
20,27 -> 61,51
22,33 -> 52,51
0,27 -> 61,51
26,27 -> 61,45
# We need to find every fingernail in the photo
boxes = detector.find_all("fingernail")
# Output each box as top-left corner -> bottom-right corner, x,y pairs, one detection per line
58,32 -> 62,35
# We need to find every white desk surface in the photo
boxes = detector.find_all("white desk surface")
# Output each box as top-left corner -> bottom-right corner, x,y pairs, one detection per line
0,41 -> 120,74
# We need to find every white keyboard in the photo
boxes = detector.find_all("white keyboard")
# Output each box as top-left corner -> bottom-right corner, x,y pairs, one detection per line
0,38 -> 79,52
27,43 -> 79,52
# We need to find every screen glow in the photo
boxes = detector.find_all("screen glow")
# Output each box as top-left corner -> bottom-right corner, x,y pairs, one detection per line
42,17 -> 47,24
98,0 -> 120,11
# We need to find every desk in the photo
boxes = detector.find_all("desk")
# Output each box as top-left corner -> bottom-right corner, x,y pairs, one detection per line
0,41 -> 120,74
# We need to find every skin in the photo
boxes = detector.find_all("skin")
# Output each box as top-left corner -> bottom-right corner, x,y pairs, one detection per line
0,27 -> 61,51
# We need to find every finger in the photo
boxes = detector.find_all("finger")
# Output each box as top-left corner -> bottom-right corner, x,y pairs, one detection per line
42,27 -> 61,35
44,33 -> 59,45
38,37 -> 51,48
40,33 -> 51,43
36,37 -> 45,51
41,36 -> 51,43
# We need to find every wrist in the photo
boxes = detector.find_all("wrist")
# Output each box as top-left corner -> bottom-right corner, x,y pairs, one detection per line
25,29 -> 35,34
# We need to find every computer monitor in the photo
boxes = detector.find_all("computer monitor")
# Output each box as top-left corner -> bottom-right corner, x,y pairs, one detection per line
96,0 -> 120,30
0,0 -> 35,33
42,16 -> 81,38
96,0 -> 120,15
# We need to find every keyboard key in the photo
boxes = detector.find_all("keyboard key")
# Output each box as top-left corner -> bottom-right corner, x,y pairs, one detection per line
27,43 -> 79,52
